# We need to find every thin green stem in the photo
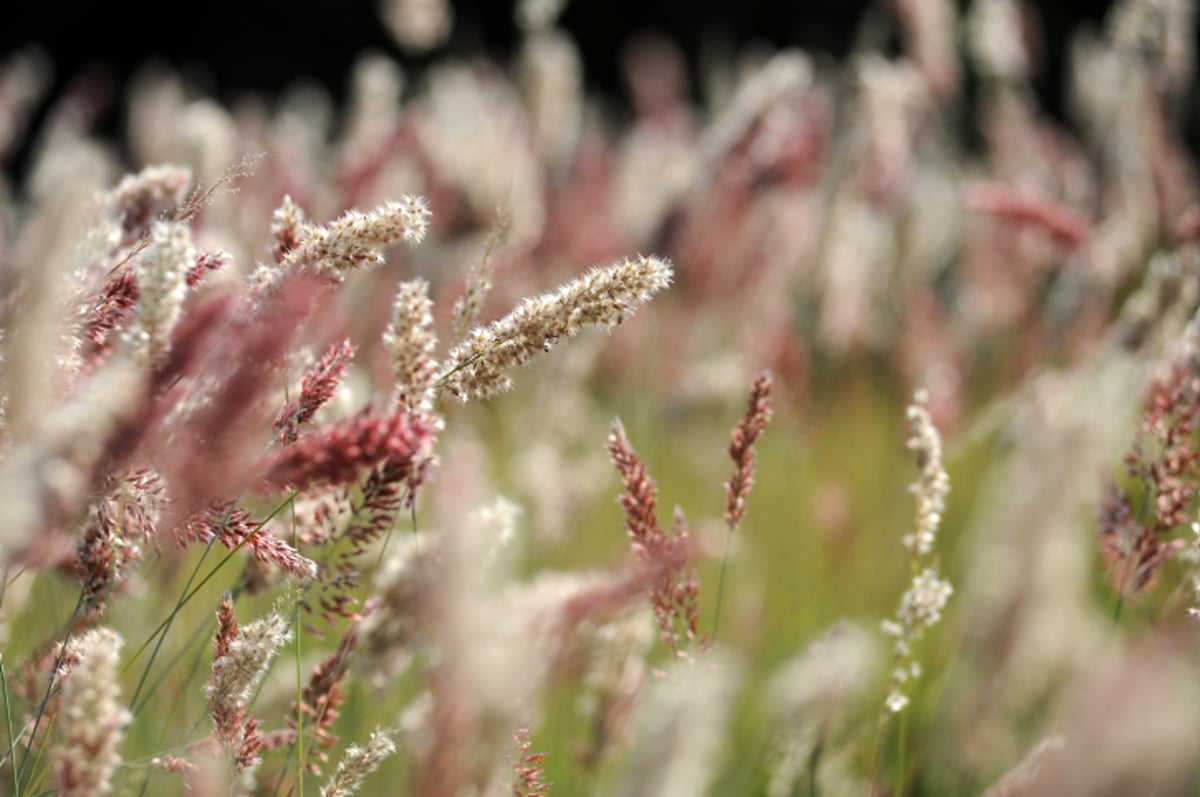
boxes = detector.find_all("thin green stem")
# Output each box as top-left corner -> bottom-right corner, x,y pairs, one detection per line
126,539 -> 219,710
135,618 -> 214,797
867,699 -> 894,797
132,610 -> 216,717
21,710 -> 57,797
711,522 -> 736,642
2,657 -> 19,797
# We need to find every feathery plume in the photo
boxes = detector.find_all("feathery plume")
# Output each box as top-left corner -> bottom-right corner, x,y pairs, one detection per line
881,389 -> 952,713
283,195 -> 431,277
81,247 -> 224,370
725,370 -> 774,531
356,532 -> 432,684
521,29 -> 583,174
82,270 -> 139,361
56,628 -> 130,797
257,409 -> 441,492
511,726 -> 551,796
148,754 -> 198,778
766,623 -> 878,797
451,205 -> 508,339
440,256 -> 673,401
185,249 -> 229,288
301,453 -> 437,628
0,360 -> 147,566
607,419 -> 699,652
699,52 -> 812,173
292,631 -> 357,771
903,389 -> 951,558
206,600 -> 292,741
1099,352 -> 1200,597
384,280 -> 439,414
84,163 -> 192,259
270,194 -> 307,264
275,339 -> 357,445
320,727 -> 397,797
891,0 -> 960,98
75,468 -> 166,609
125,220 -> 195,366
577,610 -> 652,767
180,502 -> 317,580
612,653 -> 739,797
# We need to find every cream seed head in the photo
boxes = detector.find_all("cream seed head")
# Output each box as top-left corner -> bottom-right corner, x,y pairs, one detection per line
284,195 -> 431,276
882,389 -> 953,714
205,608 -> 292,724
56,628 -> 130,797
903,389 -> 949,557
384,279 -> 439,413
439,255 -> 673,401
320,727 -> 398,797
269,193 -> 307,263
126,220 -> 195,366
894,567 -> 954,631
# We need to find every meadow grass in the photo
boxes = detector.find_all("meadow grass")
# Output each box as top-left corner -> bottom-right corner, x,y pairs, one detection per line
4,0 -> 1200,793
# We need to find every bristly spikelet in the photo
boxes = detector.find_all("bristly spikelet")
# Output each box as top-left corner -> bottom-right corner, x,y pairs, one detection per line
283,195 -> 431,277
439,255 -> 673,401
384,279 -> 439,413
126,220 -> 195,366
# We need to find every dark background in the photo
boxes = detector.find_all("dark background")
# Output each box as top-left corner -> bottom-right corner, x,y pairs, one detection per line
0,0 -> 1127,171
2,0 -> 1119,103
